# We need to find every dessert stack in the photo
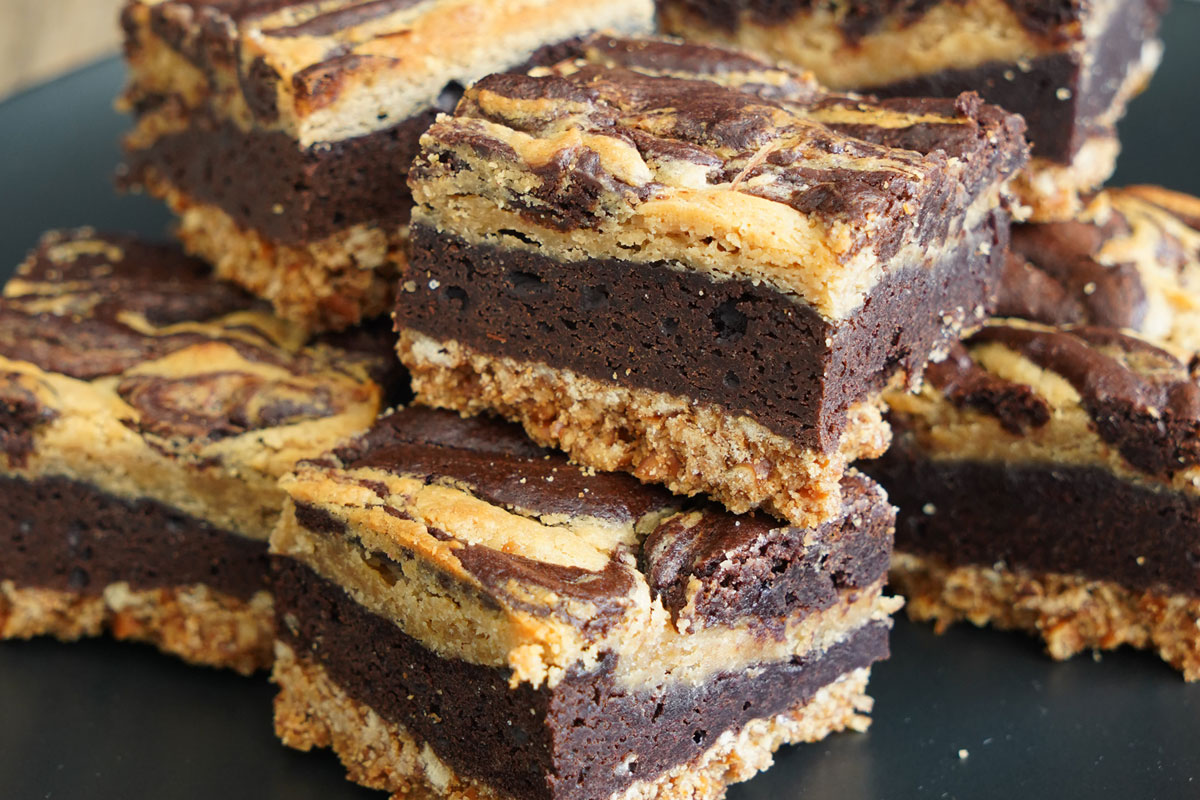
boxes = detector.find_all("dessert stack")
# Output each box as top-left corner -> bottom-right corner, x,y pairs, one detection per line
0,0 -> 1197,798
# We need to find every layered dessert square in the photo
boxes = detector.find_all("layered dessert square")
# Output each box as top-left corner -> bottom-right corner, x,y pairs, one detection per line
396,36 -> 1027,527
271,405 -> 900,800
658,0 -> 1167,220
865,187 -> 1200,678
119,0 -> 655,331
0,230 -> 389,673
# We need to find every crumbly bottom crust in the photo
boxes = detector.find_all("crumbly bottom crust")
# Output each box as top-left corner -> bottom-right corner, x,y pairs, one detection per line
397,329 -> 891,528
273,641 -> 873,800
0,580 -> 273,675
891,552 -> 1200,680
137,171 -> 402,332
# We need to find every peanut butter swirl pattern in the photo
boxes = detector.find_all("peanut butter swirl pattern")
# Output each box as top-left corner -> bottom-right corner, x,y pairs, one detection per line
997,187 -> 1200,349
280,407 -> 895,684
414,44 -> 1025,270
928,322 -> 1200,478
0,229 -> 386,464
123,0 -> 655,143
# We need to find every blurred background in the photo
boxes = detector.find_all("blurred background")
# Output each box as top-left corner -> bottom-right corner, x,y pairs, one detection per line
1,0 -> 124,98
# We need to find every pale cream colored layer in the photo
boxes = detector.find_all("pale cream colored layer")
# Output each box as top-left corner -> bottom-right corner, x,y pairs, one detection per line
658,0 -> 1089,89
885,324 -> 1200,498
125,0 -> 654,147
274,642 -> 873,800
0,581 -> 273,675
399,329 -> 892,526
892,552 -> 1200,680
412,131 -> 1003,321
274,496 -> 898,690
141,174 -> 402,332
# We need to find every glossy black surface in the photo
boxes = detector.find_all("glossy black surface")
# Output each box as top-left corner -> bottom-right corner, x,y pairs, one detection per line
2,6 -> 1199,798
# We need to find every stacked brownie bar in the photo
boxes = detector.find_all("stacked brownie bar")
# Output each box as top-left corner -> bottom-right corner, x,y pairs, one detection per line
270,406 -> 900,800
0,230 -> 390,673
865,186 -> 1200,678
119,0 -> 655,330
658,0 -> 1168,220
396,35 -> 1028,527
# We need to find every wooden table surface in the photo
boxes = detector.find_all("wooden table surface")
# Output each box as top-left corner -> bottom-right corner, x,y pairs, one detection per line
1,0 -> 124,99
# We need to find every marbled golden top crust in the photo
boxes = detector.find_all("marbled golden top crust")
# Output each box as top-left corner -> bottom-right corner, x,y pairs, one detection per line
121,0 -> 655,146
888,318 -> 1200,495
999,186 -> 1200,352
273,407 -> 897,688
0,229 -> 386,538
411,37 -> 1025,319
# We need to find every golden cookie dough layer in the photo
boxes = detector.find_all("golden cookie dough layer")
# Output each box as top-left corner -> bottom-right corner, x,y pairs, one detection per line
1012,137 -> 1122,223
892,552 -> 1200,680
398,330 -> 892,527
273,641 -> 875,800
0,580 -> 273,675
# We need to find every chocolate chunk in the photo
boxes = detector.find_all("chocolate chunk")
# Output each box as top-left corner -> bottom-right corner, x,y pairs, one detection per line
925,342 -> 1052,435
0,375 -> 57,468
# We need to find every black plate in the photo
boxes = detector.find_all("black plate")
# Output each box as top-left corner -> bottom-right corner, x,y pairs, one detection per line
3,9 -> 1200,798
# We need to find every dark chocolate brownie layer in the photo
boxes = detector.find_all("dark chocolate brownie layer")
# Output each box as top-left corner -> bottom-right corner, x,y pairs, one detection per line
124,103 -> 437,243
274,558 -> 889,800
865,448 -> 1200,597
2,474 -> 270,600
861,0 -> 1164,162
398,212 -> 1007,451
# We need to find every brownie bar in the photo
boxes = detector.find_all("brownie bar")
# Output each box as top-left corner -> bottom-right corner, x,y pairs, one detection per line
658,0 -> 1166,221
0,230 -> 390,672
118,0 -> 655,331
864,318 -> 1200,678
271,406 -> 900,800
397,35 -> 1026,527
